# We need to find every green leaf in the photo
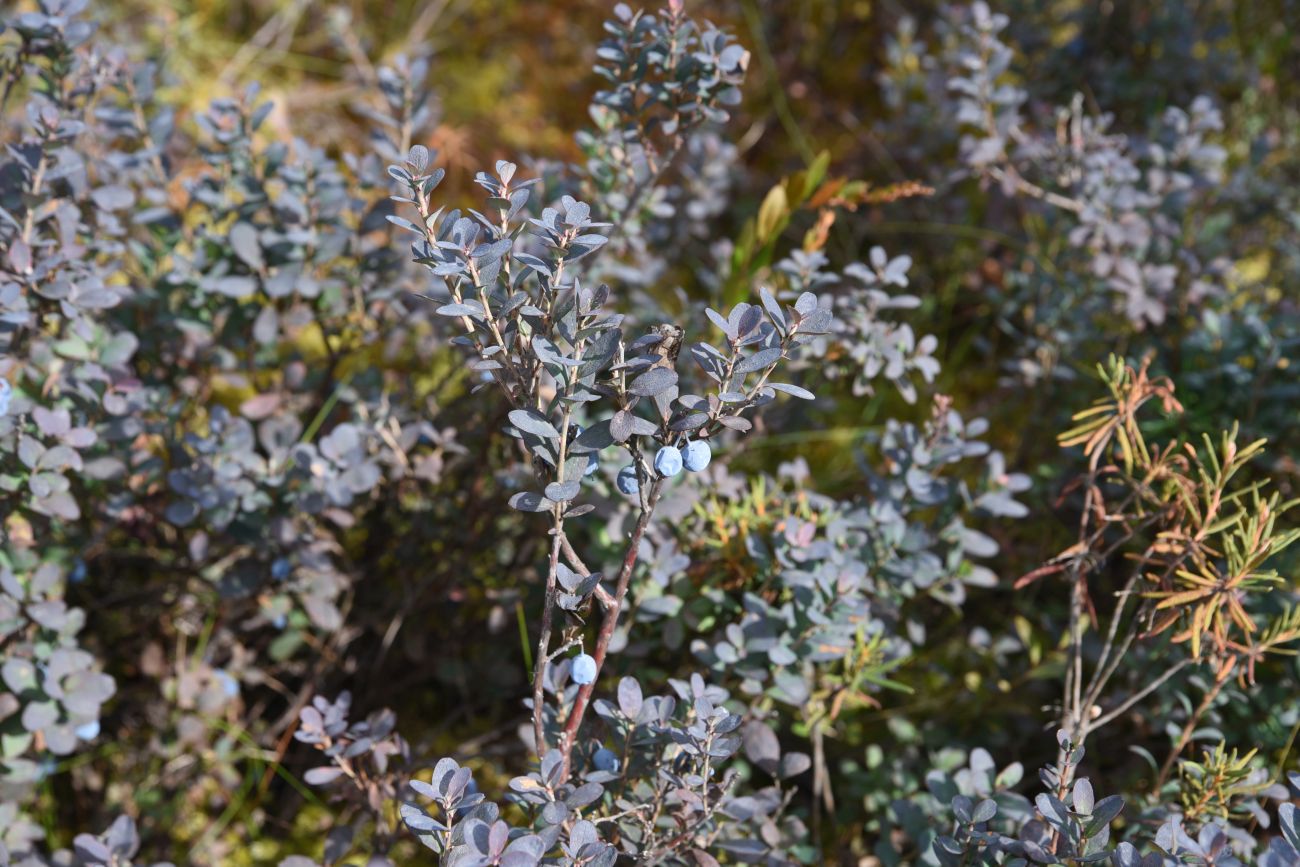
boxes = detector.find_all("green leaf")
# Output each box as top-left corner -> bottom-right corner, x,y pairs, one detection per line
756,184 -> 789,244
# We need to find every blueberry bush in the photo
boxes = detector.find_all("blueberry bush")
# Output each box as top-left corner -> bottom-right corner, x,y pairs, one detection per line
1,0 -> 1298,864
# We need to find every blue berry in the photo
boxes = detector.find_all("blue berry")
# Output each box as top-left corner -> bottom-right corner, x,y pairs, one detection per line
683,440 -> 712,472
571,653 -> 598,685
654,445 -> 683,477
593,747 -> 619,772
616,465 -> 640,495
0,379 -> 10,417
75,720 -> 101,741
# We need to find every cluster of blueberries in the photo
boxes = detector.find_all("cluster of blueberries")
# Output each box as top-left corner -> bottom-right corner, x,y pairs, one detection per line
568,425 -> 712,493
567,438 -> 713,687
615,440 -> 712,495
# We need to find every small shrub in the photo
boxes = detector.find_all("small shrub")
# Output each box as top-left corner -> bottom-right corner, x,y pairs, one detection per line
1,0 -> 1297,865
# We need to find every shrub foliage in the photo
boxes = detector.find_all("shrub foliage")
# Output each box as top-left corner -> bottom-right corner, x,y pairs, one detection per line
1,0 -> 1298,865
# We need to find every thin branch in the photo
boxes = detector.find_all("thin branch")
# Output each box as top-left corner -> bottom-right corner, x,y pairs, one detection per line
560,534 -> 615,611
1155,672 -> 1228,790
558,480 -> 664,776
986,165 -> 1086,214
1088,657 -> 1192,732
531,510 -> 565,755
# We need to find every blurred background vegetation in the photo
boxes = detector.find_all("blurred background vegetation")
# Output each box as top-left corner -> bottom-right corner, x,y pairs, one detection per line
91,0 -> 1300,468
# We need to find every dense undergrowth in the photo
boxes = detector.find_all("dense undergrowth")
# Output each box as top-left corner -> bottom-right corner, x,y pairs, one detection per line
1,0 -> 1299,864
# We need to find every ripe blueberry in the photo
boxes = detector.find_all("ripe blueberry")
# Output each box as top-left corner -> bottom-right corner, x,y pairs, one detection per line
572,653 -> 597,685
683,440 -> 712,472
616,465 -> 639,495
654,445 -> 683,477
593,747 -> 619,772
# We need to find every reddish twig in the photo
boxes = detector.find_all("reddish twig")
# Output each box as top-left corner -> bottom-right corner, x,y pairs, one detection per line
557,480 -> 663,777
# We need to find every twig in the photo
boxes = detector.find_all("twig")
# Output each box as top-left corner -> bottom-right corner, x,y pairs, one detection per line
558,480 -> 664,776
1089,658 -> 1192,731
1155,672 -> 1228,790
